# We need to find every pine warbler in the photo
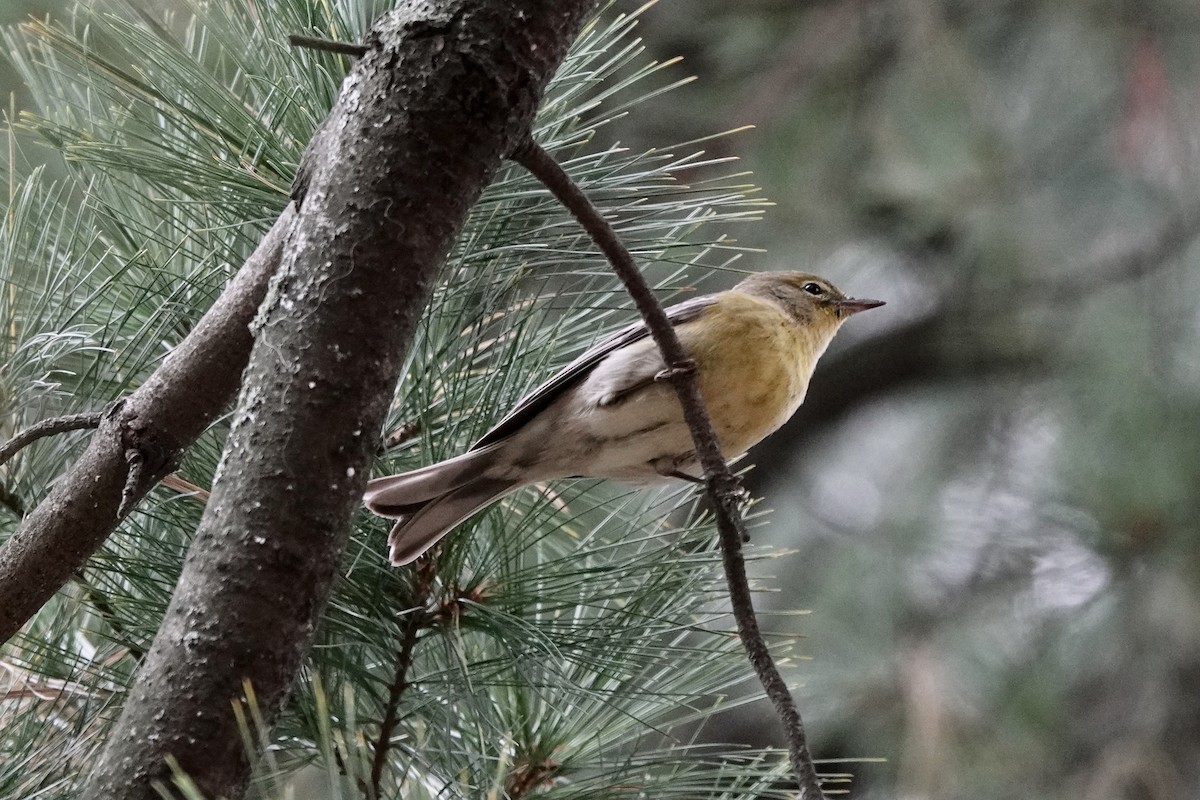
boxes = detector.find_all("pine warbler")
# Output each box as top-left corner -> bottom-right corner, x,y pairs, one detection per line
366,271 -> 883,564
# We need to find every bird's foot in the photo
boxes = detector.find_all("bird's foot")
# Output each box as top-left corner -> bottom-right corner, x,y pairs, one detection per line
653,359 -> 698,384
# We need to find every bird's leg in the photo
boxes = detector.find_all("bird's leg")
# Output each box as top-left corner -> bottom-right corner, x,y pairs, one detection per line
651,455 -> 702,484
653,456 -> 750,502
599,358 -> 701,407
653,358 -> 698,385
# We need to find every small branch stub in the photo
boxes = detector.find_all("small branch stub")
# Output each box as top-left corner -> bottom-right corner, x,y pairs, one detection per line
119,450 -> 146,519
287,34 -> 370,57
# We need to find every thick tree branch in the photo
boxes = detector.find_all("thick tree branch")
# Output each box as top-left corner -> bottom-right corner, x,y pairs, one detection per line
0,205 -> 296,646
84,4 -> 595,799
510,138 -> 826,799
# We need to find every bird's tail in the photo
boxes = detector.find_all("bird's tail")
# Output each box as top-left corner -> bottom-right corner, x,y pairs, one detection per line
364,444 -> 503,515
383,478 -> 519,565
363,445 -> 518,565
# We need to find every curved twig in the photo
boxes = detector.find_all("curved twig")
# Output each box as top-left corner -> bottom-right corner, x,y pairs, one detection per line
510,137 -> 826,799
0,411 -> 102,467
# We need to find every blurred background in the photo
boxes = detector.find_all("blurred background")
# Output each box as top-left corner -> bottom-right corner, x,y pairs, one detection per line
620,2 -> 1200,798
6,0 -> 1200,798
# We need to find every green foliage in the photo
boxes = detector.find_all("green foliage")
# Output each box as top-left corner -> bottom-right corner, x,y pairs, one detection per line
0,1 -> 811,797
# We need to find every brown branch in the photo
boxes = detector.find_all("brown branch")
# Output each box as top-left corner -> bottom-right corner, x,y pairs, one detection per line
0,204 -> 296,647
287,34 -> 370,58
0,411 -> 102,467
370,563 -> 434,796
509,138 -> 827,799
370,617 -> 424,794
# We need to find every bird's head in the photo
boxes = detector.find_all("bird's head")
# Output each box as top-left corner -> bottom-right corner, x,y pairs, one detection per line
735,272 -> 885,333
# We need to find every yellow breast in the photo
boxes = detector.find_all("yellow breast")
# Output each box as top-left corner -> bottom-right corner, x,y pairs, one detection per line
681,291 -> 822,456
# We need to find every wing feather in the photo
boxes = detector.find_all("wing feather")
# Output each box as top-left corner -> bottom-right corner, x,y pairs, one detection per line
472,294 -> 717,449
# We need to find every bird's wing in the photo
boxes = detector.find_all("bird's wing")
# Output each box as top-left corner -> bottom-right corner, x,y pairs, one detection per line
472,294 -> 718,449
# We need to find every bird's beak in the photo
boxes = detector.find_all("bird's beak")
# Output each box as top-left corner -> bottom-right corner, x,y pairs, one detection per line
835,296 -> 885,316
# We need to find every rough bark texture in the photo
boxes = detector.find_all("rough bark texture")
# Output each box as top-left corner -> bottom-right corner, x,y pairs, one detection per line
0,206 -> 296,645
84,2 -> 594,798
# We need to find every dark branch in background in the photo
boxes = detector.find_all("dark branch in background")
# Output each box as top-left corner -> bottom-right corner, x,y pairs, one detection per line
0,205 -> 296,647
510,138 -> 827,800
84,4 -> 594,799
750,307 -> 1036,487
286,34 -> 370,58
0,483 -> 25,518
0,411 -> 102,467
1043,206 -> 1200,303
72,568 -> 148,661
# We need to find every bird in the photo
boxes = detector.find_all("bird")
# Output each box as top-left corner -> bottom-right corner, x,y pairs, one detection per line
365,271 -> 884,565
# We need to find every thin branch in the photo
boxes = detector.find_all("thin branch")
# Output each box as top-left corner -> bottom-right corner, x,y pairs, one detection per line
287,34 -> 370,58
509,138 -> 826,799
0,411 -> 102,467
370,563 -> 434,796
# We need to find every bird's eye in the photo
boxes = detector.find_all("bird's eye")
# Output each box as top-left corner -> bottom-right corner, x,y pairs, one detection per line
802,282 -> 824,296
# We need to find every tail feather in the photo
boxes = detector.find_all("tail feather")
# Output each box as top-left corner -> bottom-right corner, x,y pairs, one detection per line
387,477 -> 519,565
365,444 -> 503,516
